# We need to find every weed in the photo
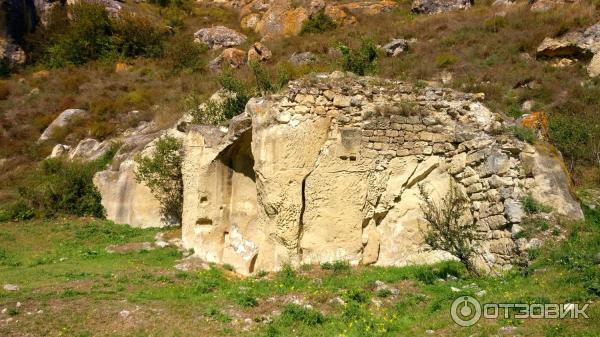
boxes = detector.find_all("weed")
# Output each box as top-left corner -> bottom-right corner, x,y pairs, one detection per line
419,181 -> 479,274
522,195 -> 552,215
301,10 -> 337,35
509,125 -> 536,144
281,304 -> 325,325
338,40 -> 378,76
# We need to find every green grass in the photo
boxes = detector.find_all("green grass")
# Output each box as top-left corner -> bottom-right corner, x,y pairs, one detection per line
0,211 -> 599,336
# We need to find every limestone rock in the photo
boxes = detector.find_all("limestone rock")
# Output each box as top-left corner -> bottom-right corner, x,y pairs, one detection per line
48,144 -> 72,158
536,23 -> 600,59
194,26 -> 247,49
209,48 -> 247,71
247,42 -> 272,63
94,121 -> 185,228
38,109 -> 88,142
69,138 -> 113,161
411,0 -> 472,14
86,72 -> 578,275
383,38 -> 409,57
3,284 -> 19,292
520,149 -> 583,219
588,53 -> 600,77
290,52 -> 317,65
0,37 -> 26,68
530,0 -> 579,12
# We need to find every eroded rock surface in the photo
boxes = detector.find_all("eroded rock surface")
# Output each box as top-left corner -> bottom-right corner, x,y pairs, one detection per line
181,72 -> 582,275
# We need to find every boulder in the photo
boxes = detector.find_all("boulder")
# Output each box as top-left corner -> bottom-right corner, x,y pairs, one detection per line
530,0 -> 580,12
290,51 -> 317,65
69,138 -> 113,161
536,23 -> 600,59
194,26 -> 247,49
48,144 -> 72,158
178,73 -> 581,275
0,37 -> 26,68
209,48 -> 247,71
38,109 -> 88,142
588,53 -> 600,77
383,38 -> 409,57
247,42 -> 272,63
411,0 -> 472,14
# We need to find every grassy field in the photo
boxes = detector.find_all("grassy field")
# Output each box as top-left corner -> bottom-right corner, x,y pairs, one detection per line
0,206 -> 599,337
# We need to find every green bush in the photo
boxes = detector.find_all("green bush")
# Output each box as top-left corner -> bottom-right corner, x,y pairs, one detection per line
419,181 -> 479,274
218,72 -> 252,119
111,13 -> 167,58
15,158 -> 107,219
281,304 -> 325,325
338,40 -> 378,76
39,3 -> 167,67
164,35 -> 208,73
188,98 -> 226,125
301,10 -> 337,35
46,2 -> 113,67
549,113 -> 598,169
135,136 -> 183,224
509,125 -> 536,144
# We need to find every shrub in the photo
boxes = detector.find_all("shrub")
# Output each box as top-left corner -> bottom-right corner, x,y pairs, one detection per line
419,181 -> 479,274
235,292 -> 258,308
338,40 -> 378,76
135,136 -> 183,224
549,113 -> 598,169
111,13 -> 167,58
218,72 -> 252,119
301,10 -> 337,35
164,35 -> 208,73
342,288 -> 370,304
509,125 -> 536,144
187,97 -> 225,125
250,61 -> 274,94
0,201 -> 35,222
281,304 -> 325,325
46,2 -> 113,67
15,157 -> 109,219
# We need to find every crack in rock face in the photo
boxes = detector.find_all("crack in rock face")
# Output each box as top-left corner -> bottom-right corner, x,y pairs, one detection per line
169,72 -> 584,275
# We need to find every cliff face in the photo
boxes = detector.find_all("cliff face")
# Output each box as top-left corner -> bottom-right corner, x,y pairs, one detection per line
179,72 -> 583,275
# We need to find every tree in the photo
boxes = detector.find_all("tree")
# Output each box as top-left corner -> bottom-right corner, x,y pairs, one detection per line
135,136 -> 183,225
418,181 -> 479,274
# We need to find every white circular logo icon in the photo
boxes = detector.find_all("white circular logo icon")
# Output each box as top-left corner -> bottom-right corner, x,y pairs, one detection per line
451,296 -> 481,327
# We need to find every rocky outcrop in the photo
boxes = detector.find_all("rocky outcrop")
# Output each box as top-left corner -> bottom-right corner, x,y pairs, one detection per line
180,72 -> 582,275
530,0 -> 579,12
239,0 -> 397,40
537,23 -> 600,77
0,36 -> 26,69
209,47 -> 247,71
411,0 -> 472,14
382,38 -> 409,57
93,122 -> 185,228
194,26 -> 247,49
38,109 -> 88,142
